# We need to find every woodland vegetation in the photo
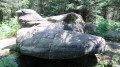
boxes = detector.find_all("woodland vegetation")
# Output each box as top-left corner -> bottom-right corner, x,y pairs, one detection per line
0,0 -> 120,67
0,0 -> 120,40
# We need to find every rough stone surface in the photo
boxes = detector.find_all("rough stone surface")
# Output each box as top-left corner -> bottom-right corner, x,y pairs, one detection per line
106,31 -> 120,37
105,31 -> 120,40
17,26 -> 106,59
16,9 -> 43,27
16,9 -> 85,33
59,12 -> 85,32
84,23 -> 97,34
45,12 -> 85,33
16,9 -> 106,59
45,12 -> 85,32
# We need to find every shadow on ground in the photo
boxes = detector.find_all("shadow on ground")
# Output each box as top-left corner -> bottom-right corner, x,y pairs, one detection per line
17,55 -> 97,67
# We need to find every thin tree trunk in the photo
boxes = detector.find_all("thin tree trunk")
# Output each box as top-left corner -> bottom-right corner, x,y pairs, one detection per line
0,10 -> 3,21
38,0 -> 43,14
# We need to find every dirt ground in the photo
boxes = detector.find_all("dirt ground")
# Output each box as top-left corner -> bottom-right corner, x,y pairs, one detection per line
96,41 -> 120,67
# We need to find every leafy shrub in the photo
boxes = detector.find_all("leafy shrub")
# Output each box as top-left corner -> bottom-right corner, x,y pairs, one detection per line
94,16 -> 120,36
112,55 -> 120,65
0,17 -> 20,40
0,57 -> 18,67
95,59 -> 109,67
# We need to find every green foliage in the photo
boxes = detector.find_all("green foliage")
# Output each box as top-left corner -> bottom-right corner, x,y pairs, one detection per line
96,59 -> 109,67
36,0 -> 120,21
112,55 -> 120,64
41,0 -> 69,16
95,55 -> 120,67
108,0 -> 120,7
0,0 -> 29,19
0,0 -> 120,21
0,17 -> 20,40
11,52 -> 21,58
94,16 -> 120,36
0,57 -> 18,67
37,0 -> 110,21
28,0 -> 37,8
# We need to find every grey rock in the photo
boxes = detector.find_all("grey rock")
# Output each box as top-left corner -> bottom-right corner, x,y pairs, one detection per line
16,9 -> 85,33
105,31 -> 120,40
45,12 -> 85,32
40,12 -> 85,33
59,12 -> 85,32
44,14 -> 66,21
84,23 -> 97,34
17,26 -> 106,59
16,9 -> 105,59
16,9 -> 43,27
106,31 -> 120,37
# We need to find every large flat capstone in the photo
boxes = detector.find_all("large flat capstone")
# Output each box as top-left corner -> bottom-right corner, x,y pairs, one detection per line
17,26 -> 106,59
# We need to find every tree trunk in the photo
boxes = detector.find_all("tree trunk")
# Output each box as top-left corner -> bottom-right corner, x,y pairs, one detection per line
0,10 -> 3,21
38,0 -> 43,15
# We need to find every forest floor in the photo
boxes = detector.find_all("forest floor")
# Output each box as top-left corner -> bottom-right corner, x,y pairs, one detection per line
0,37 -> 120,67
0,37 -> 16,50
0,37 -> 16,57
96,41 -> 120,67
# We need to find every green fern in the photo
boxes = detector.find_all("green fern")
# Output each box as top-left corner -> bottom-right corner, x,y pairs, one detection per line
0,57 -> 18,67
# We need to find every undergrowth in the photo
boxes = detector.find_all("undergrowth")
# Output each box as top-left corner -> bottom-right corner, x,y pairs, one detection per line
0,17 -> 20,40
93,16 -> 120,41
0,56 -> 18,67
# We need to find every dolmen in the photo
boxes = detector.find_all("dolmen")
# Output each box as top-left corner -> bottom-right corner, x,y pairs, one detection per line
16,9 -> 106,59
